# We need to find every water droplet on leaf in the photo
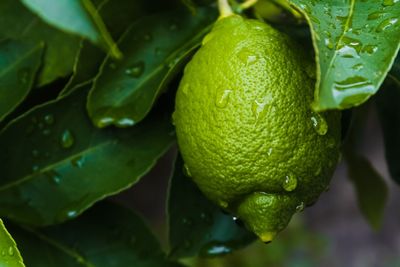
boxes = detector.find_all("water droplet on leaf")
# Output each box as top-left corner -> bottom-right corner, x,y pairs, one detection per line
44,114 -> 55,125
296,202 -> 305,212
60,129 -> 75,149
125,61 -> 145,78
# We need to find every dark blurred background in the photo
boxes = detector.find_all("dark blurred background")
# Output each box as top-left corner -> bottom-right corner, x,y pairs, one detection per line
113,102 -> 400,267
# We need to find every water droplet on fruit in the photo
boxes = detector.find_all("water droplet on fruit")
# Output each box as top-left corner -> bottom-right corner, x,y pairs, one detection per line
267,147 -> 273,156
7,247 -> 14,256
296,202 -> 305,212
362,45 -> 378,54
125,61 -> 145,78
282,174 -> 297,191
215,89 -> 232,108
183,163 -> 192,177
310,112 -> 328,135
60,130 -> 74,148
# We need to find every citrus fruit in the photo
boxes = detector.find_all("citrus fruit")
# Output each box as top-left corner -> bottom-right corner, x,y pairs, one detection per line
173,14 -> 341,242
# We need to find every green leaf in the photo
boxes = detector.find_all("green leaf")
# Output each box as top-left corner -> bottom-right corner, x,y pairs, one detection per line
61,0 -> 174,96
0,85 -> 174,226
346,153 -> 388,230
0,0 -> 80,85
87,6 -> 217,128
0,39 -> 43,121
0,220 -> 25,267
20,0 -> 121,59
376,77 -> 400,185
8,202 -> 183,267
289,0 -> 400,110
168,155 -> 255,259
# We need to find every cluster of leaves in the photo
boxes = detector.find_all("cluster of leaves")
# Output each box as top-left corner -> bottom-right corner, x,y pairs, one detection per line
0,0 -> 399,266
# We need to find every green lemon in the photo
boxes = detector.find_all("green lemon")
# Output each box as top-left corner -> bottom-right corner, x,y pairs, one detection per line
174,14 -> 341,242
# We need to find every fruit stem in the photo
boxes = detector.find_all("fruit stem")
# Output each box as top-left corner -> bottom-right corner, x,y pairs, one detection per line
218,0 -> 233,18
239,0 -> 258,10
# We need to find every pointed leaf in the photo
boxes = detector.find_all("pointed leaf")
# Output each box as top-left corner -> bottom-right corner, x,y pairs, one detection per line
0,39 -> 43,121
346,153 -> 388,229
20,0 -> 121,59
61,0 -> 176,96
87,6 -> 217,128
8,202 -> 183,267
0,0 -> 80,85
168,155 -> 255,259
0,86 -> 174,226
289,0 -> 400,110
376,77 -> 400,185
0,220 -> 25,267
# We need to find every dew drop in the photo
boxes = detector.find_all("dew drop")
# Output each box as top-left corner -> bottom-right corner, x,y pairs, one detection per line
376,18 -> 399,32
267,147 -> 273,156
215,89 -> 232,108
382,0 -> 399,6
116,118 -> 135,127
44,114 -> 55,125
324,38 -> 334,50
352,63 -> 364,71
334,76 -> 374,92
45,170 -> 62,185
182,84 -> 190,95
125,61 -> 145,78
97,117 -> 114,128
183,163 -> 192,177
60,129 -> 75,149
71,156 -> 84,168
282,174 -> 298,192
296,202 -> 305,213
310,112 -> 328,135
201,242 -> 232,257
362,45 -> 378,54
237,48 -> 258,66
367,11 -> 385,20
251,98 -> 269,122
219,200 -> 228,208
67,210 -> 77,218
7,247 -> 14,256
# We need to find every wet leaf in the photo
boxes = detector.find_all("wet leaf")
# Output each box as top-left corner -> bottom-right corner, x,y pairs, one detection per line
0,0 -> 80,85
290,0 -> 400,110
0,219 -> 25,267
20,0 -> 121,59
8,202 -> 183,267
87,6 -> 217,128
0,39 -> 43,121
61,0 -> 175,96
0,85 -> 174,226
168,155 -> 255,259
346,153 -> 388,230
